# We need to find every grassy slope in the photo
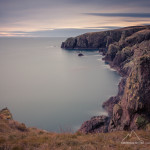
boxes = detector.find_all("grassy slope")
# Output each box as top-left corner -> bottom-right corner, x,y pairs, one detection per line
1,119 -> 150,150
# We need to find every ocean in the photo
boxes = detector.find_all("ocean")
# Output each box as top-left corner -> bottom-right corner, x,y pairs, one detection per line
0,37 -> 120,132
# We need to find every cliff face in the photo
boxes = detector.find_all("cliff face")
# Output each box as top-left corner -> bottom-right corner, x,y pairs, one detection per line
109,54 -> 150,132
62,25 -> 150,133
61,26 -> 148,49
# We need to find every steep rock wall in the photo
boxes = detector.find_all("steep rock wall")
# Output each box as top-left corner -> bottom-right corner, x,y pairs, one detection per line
62,25 -> 150,133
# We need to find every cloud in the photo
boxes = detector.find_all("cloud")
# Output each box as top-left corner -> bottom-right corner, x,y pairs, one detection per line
70,0 -> 150,7
85,26 -> 123,29
0,28 -> 118,37
84,13 -> 150,18
0,0 -> 150,37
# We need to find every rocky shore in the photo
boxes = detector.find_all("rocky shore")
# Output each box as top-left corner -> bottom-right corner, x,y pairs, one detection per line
61,25 -> 150,133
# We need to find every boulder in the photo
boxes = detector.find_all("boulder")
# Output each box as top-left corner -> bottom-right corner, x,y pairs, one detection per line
0,107 -> 13,120
78,115 -> 109,133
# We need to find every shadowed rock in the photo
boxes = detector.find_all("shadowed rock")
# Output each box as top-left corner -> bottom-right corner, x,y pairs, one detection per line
78,116 -> 109,133
78,53 -> 84,56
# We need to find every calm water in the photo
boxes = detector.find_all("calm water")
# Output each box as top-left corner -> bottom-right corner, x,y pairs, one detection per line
0,37 -> 120,132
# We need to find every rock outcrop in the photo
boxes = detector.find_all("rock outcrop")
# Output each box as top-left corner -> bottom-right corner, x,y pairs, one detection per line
0,108 -> 28,132
0,107 -> 13,120
62,25 -> 150,133
78,116 -> 109,133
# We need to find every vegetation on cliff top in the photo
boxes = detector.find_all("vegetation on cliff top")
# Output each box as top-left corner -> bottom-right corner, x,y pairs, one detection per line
1,108 -> 150,150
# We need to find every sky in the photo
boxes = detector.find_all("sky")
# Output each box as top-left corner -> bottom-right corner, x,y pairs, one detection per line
0,0 -> 150,37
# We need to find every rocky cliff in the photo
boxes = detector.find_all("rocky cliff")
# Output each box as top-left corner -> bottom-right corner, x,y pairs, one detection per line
61,26 -> 148,50
62,25 -> 150,133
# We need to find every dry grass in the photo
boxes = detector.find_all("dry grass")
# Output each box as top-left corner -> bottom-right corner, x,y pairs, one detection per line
0,119 -> 150,150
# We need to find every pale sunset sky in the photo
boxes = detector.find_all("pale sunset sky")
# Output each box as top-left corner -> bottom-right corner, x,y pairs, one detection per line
0,0 -> 150,37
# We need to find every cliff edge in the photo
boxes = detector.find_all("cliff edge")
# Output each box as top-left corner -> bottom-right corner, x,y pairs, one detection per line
62,25 -> 150,133
1,108 -> 150,150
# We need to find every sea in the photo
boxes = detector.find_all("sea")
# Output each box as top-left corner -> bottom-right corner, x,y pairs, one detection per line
0,37 -> 121,132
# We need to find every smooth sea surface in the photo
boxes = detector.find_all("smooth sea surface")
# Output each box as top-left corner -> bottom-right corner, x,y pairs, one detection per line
0,37 -> 120,132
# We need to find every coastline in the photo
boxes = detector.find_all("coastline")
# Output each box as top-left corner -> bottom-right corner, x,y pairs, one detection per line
0,25 -> 150,149
1,25 -> 150,134
77,51 -> 126,133
61,25 -> 150,133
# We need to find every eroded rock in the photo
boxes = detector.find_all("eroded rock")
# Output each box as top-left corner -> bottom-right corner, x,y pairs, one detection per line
78,116 -> 109,133
0,108 -> 13,120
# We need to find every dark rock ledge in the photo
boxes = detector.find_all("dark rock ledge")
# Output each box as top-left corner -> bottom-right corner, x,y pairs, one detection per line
62,25 -> 150,133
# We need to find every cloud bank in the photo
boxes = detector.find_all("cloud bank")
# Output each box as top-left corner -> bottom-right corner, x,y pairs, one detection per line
85,13 -> 150,18
0,0 -> 150,36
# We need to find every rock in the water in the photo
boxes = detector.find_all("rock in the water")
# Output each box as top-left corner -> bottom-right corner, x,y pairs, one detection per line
78,53 -> 84,56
